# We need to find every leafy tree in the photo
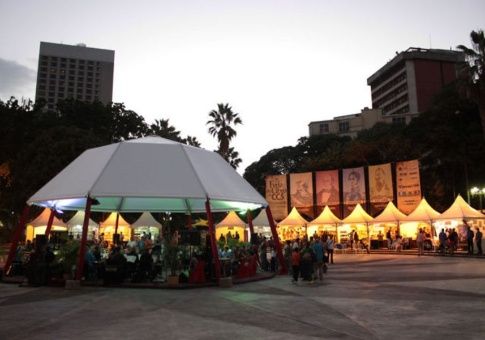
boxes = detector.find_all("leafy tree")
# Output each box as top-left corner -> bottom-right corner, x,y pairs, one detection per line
207,103 -> 243,166
148,118 -> 201,147
109,103 -> 149,142
457,29 -> 485,138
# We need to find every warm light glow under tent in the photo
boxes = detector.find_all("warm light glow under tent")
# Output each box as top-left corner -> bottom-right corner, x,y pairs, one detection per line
277,207 -> 309,241
27,136 -> 267,213
216,211 -> 248,242
307,206 -> 341,240
99,212 -> 131,242
26,208 -> 67,241
250,209 -> 275,240
402,198 -> 441,238
341,204 -> 374,242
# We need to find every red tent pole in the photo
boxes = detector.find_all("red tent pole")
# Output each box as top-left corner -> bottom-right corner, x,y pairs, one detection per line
114,212 -> 120,235
205,199 -> 221,280
266,206 -> 288,274
75,197 -> 93,280
4,205 -> 30,276
247,209 -> 255,236
44,209 -> 56,238
186,214 -> 193,230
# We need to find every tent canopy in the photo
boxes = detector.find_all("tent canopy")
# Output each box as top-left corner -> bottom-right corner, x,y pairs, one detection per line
372,201 -> 407,224
216,211 -> 247,228
131,212 -> 162,229
342,204 -> 373,224
100,212 -> 130,228
308,206 -> 341,226
439,195 -> 485,220
27,136 -> 267,213
251,209 -> 275,227
278,207 -> 308,226
404,197 -> 440,222
28,208 -> 66,228
66,210 -> 99,228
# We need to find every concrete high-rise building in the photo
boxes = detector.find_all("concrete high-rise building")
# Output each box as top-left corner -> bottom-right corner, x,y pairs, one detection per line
367,47 -> 465,124
309,47 -> 465,138
35,42 -> 114,110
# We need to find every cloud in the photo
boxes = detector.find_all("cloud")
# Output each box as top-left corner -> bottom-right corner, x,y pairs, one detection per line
0,58 -> 36,99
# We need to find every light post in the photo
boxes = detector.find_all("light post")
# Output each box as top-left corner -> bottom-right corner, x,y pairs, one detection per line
470,186 -> 485,212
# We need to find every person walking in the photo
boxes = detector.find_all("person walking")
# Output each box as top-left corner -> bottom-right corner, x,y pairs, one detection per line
312,238 -> 325,281
475,227 -> 483,256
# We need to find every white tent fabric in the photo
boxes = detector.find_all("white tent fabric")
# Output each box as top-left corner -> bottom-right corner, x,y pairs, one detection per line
216,211 -> 247,228
438,195 -> 485,220
29,208 -> 66,228
278,207 -> 309,226
66,210 -> 99,229
251,209 -> 275,227
308,206 -> 341,226
342,204 -> 374,224
403,197 -> 441,222
131,212 -> 162,229
372,201 -> 407,224
27,136 -> 267,213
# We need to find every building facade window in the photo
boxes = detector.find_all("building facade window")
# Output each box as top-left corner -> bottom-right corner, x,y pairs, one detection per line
319,123 -> 329,134
338,121 -> 349,132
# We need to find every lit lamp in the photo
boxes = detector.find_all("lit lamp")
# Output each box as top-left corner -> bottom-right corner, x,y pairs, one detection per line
470,186 -> 485,212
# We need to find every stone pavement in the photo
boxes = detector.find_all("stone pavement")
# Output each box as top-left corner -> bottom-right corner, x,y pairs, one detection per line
1,254 -> 484,339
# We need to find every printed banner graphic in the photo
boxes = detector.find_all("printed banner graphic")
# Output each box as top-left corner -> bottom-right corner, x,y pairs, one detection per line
289,172 -> 313,208
369,163 -> 393,203
396,160 -> 421,214
265,175 -> 288,220
315,170 -> 340,206
342,167 -> 366,205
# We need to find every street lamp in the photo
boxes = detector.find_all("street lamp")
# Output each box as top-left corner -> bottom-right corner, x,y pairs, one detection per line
470,186 -> 485,212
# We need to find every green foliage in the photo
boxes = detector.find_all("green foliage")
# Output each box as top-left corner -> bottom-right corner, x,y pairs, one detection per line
57,240 -> 80,276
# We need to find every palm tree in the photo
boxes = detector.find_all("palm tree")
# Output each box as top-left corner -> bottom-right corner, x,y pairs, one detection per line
457,29 -> 485,138
206,103 -> 243,162
149,118 -> 182,141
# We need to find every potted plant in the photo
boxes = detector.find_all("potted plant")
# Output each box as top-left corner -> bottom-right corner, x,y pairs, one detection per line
58,240 -> 80,281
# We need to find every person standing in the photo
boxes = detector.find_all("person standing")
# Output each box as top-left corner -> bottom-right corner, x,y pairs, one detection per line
386,230 -> 392,250
326,235 -> 335,264
475,227 -> 483,256
312,238 -> 325,281
416,228 -> 425,256
465,221 -> 474,255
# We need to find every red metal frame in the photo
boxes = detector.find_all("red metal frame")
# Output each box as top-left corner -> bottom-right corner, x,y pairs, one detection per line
44,209 -> 55,238
205,199 -> 221,280
247,209 -> 255,236
3,205 -> 30,275
75,197 -> 93,280
266,206 -> 287,274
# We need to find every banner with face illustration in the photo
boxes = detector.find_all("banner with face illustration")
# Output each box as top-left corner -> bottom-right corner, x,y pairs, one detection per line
265,175 -> 288,220
289,172 -> 313,208
396,160 -> 421,214
342,167 -> 366,216
369,163 -> 394,214
315,170 -> 340,206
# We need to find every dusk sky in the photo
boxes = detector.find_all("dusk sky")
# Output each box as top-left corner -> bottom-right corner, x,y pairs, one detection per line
1,0 -> 483,172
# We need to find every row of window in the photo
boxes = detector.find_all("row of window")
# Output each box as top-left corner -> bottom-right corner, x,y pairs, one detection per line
374,84 -> 407,109
382,94 -> 408,114
371,71 -> 406,100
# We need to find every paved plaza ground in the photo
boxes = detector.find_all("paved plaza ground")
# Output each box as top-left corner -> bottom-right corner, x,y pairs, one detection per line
1,254 -> 484,339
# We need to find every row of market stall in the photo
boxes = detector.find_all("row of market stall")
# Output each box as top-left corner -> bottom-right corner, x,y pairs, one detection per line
25,194 -> 485,246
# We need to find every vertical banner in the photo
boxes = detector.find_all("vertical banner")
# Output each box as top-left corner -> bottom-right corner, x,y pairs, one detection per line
396,160 -> 421,214
289,172 -> 314,217
265,175 -> 288,221
369,163 -> 394,214
342,167 -> 366,216
315,170 -> 340,216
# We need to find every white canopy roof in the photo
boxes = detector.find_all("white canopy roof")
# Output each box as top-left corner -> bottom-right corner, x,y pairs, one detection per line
278,207 -> 308,226
251,209 -> 275,227
439,195 -> 485,220
308,206 -> 341,226
342,204 -> 373,224
28,136 -> 267,213
216,211 -> 247,228
131,211 -> 162,228
372,201 -> 407,224
403,197 -> 441,222
28,208 -> 66,228
66,210 -> 99,228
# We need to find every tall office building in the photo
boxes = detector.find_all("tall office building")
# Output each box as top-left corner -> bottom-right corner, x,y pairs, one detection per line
35,42 -> 114,110
366,47 -> 465,124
